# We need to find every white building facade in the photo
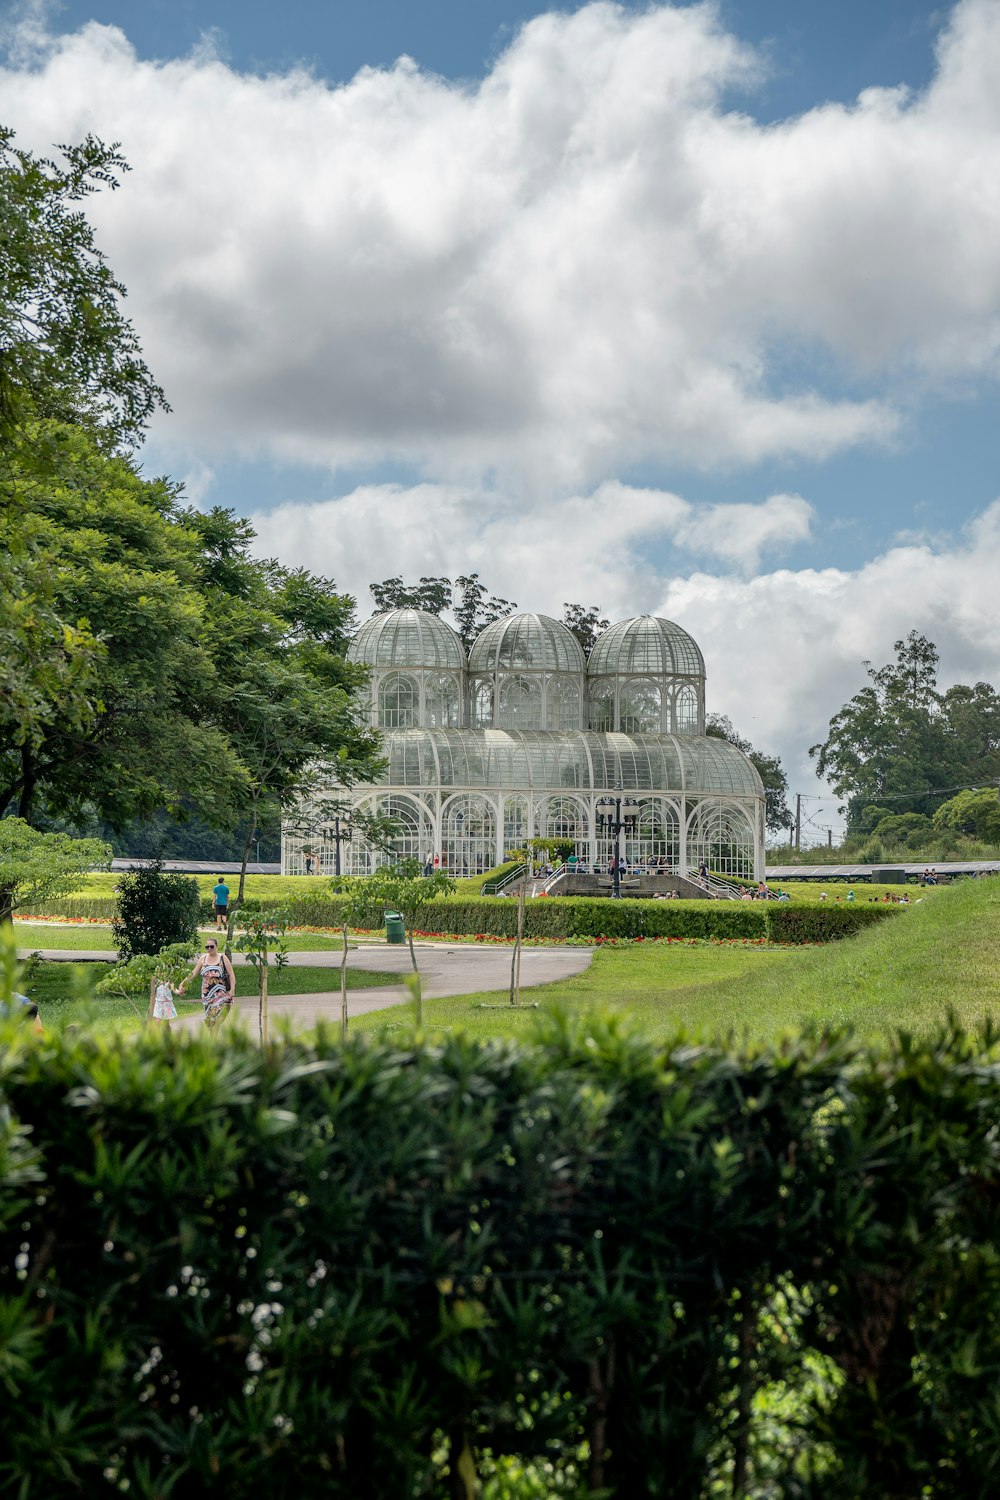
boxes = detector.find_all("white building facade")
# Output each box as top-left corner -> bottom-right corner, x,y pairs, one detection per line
282,609 -> 766,881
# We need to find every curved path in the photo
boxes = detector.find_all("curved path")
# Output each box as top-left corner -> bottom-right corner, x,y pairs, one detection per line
20,942 -> 595,1033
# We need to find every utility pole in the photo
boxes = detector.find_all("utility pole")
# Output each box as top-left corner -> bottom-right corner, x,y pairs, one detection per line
828,828 -> 833,849
794,794 -> 801,852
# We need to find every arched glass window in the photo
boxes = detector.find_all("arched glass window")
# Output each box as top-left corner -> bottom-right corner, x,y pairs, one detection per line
342,794 -> 432,875
541,795 -> 588,864
443,795 -> 496,876
472,680 -> 494,728
634,799 -> 680,870
587,683 -> 614,732
546,676 -> 582,730
498,675 -> 542,731
619,680 -> 661,734
425,673 -> 460,728
673,684 -> 699,733
503,795 -> 529,855
687,799 -> 756,880
378,672 -> 419,728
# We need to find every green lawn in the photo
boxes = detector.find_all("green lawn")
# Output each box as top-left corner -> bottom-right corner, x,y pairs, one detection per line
356,878 -> 1000,1045
19,961 -> 395,1034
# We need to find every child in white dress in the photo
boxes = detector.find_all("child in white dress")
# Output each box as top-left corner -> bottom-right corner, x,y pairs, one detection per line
152,980 -> 178,1024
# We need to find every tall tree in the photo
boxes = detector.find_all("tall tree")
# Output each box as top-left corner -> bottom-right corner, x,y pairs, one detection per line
369,576 -> 452,615
210,544 -> 384,935
0,424 -> 243,826
453,574 -> 517,652
367,572 -> 518,652
0,126 -> 166,457
810,633 -> 951,831
0,818 -> 110,927
706,714 -> 791,833
811,632 -> 1000,833
562,603 -> 609,657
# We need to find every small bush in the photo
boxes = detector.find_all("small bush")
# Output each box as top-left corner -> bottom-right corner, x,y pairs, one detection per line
111,861 -> 201,958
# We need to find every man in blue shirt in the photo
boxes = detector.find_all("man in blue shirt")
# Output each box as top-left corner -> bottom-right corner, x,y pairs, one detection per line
212,877 -> 231,931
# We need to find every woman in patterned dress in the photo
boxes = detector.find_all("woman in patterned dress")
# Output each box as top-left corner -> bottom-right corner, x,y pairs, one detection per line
179,938 -> 236,1030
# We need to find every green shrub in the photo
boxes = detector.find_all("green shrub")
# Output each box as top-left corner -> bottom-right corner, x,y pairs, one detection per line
766,903 -> 899,943
18,891 -> 901,945
111,862 -> 201,958
2,1020 -> 1000,1496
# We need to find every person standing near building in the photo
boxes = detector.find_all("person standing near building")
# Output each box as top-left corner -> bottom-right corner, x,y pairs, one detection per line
212,876 -> 230,932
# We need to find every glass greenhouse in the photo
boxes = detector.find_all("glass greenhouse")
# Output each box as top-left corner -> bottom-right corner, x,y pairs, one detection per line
283,609 -> 766,880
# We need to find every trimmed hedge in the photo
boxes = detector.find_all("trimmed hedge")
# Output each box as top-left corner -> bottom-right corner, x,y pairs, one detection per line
20,891 -> 900,943
766,902 -> 899,943
20,895 -> 119,921
2,1020 -> 1000,1496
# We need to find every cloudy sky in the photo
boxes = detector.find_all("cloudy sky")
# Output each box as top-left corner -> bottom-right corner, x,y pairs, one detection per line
4,0 -> 1000,841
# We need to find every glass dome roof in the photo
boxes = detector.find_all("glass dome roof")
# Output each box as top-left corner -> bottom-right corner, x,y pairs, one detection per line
469,612 -> 586,675
371,729 -> 762,798
348,609 -> 466,670
589,616 -> 705,679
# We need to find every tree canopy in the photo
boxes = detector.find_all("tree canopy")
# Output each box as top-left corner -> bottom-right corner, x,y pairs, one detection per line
0,424 -> 382,854
369,573 -> 518,652
0,818 -> 110,925
0,127 -> 166,456
1,124 -> 381,869
811,632 -> 1000,833
562,603 -> 609,657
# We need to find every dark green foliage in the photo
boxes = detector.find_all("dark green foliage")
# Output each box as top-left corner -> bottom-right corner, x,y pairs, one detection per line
811,632 -> 1000,833
561,602 -> 608,656
0,127 -> 166,452
766,903 -> 897,943
110,861 -> 200,958
1,1020 -> 1000,1496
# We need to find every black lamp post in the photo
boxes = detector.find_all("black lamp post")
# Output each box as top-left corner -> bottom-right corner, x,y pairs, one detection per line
321,815 -> 348,877
595,789 -> 639,898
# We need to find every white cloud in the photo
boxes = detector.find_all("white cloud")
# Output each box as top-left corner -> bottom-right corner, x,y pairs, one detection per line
3,2 -> 1000,485
254,483 -> 1000,808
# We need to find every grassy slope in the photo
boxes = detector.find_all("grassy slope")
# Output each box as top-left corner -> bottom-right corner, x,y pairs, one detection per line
357,878 -> 1000,1045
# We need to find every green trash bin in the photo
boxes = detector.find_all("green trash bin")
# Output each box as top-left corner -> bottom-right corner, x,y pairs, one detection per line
384,911 -> 405,945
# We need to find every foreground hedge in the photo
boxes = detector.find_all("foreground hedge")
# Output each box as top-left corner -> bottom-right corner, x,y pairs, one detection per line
2,1019 -> 999,1497
21,893 -> 900,943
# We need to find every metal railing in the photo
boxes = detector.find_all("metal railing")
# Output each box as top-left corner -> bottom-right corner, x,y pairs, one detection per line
481,863 -> 527,897
687,871 -> 743,900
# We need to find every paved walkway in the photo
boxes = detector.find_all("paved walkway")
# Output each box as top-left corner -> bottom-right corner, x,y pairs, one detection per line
19,942 -> 595,1034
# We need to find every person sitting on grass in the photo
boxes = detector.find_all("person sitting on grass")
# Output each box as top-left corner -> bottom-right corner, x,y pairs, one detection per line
2,994 -> 42,1032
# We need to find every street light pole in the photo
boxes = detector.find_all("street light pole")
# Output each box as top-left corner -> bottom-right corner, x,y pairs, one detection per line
595,788 -> 639,899
322,815 -> 346,876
